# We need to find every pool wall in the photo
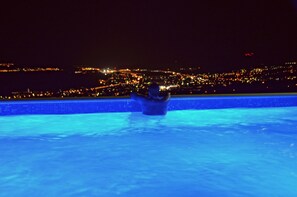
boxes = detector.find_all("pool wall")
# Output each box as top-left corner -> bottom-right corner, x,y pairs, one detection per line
1,94 -> 297,115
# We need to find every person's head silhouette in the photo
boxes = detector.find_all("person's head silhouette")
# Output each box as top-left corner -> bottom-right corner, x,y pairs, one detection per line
148,83 -> 160,98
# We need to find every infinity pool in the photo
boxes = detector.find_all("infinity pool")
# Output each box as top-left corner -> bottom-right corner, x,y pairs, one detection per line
1,96 -> 297,196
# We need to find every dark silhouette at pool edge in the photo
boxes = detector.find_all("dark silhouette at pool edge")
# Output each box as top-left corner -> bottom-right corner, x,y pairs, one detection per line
130,83 -> 171,115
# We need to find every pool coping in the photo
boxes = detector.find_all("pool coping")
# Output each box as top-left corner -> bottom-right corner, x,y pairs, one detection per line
1,92 -> 297,102
1,93 -> 297,115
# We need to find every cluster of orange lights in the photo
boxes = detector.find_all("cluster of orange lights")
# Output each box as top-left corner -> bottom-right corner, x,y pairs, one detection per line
244,52 -> 254,57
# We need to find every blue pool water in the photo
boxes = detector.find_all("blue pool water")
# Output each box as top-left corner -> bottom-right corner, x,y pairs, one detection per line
1,106 -> 297,196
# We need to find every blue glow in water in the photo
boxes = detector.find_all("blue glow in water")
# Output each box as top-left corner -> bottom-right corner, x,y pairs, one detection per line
1,107 -> 297,196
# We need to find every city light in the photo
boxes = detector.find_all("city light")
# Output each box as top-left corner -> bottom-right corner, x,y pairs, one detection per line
0,62 -> 296,99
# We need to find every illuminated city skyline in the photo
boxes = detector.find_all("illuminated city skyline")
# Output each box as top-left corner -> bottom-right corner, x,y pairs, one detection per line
1,1 -> 297,99
1,61 -> 296,99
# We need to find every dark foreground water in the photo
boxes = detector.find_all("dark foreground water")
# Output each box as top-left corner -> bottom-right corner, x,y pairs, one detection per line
0,107 -> 297,197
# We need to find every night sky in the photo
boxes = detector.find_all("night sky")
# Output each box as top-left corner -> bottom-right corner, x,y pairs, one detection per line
1,0 -> 297,71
